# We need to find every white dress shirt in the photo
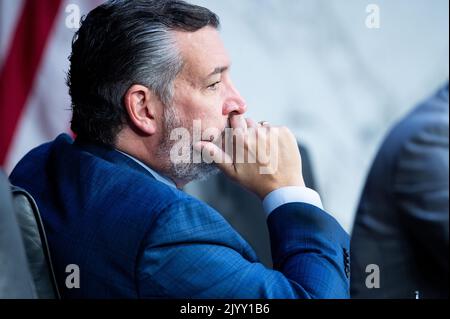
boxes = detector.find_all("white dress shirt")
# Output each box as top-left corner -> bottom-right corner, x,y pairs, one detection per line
117,150 -> 176,189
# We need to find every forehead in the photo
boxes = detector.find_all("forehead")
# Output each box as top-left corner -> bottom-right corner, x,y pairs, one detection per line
173,27 -> 230,78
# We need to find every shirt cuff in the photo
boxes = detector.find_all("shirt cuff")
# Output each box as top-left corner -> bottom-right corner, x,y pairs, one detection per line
262,186 -> 324,217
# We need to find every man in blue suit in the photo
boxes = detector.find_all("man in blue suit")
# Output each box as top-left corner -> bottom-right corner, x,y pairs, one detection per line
9,0 -> 349,298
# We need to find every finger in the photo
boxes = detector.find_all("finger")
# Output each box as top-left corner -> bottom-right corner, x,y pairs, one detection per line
258,121 -> 271,128
229,113 -> 248,131
194,141 -> 234,173
245,118 -> 257,128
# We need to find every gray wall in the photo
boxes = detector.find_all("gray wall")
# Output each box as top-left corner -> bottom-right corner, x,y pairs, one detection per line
187,0 -> 449,233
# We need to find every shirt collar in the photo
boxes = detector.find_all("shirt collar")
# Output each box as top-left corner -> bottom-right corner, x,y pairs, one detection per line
116,150 -> 177,189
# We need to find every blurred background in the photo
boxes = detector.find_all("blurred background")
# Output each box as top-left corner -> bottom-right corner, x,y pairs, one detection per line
0,0 -> 448,262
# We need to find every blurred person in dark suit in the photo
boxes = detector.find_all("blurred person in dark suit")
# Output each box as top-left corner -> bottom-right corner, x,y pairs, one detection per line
351,83 -> 449,299
9,0 -> 349,298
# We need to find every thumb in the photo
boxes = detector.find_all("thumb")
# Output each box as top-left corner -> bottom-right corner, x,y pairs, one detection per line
194,141 -> 234,173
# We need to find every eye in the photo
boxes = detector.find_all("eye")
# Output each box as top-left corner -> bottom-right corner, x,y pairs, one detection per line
208,81 -> 221,91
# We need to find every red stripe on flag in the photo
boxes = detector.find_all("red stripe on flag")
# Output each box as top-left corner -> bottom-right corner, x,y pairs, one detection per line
0,0 -> 62,165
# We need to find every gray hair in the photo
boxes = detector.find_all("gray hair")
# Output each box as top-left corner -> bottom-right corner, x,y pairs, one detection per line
68,0 -> 220,145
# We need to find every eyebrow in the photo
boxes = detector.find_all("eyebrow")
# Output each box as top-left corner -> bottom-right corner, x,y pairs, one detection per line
207,66 -> 229,78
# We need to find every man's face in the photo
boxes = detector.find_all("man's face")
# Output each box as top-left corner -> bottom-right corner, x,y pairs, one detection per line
172,26 -> 247,135
157,27 -> 247,183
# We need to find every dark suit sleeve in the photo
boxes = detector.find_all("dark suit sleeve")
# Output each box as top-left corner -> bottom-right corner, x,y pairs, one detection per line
394,123 -> 449,273
136,198 -> 349,298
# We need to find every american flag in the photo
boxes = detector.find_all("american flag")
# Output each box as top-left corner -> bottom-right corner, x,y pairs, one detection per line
0,0 -> 102,173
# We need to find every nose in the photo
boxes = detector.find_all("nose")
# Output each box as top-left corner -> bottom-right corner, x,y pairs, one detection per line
223,84 -> 247,116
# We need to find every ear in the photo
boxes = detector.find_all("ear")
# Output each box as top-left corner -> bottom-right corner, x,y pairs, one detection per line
123,84 -> 159,135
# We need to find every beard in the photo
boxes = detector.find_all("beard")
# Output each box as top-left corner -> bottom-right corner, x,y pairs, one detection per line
155,104 -> 221,184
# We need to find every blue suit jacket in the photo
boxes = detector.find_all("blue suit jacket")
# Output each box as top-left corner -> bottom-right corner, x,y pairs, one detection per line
10,134 -> 350,298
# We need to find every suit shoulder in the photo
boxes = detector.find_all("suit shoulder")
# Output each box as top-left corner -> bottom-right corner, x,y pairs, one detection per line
393,90 -> 449,145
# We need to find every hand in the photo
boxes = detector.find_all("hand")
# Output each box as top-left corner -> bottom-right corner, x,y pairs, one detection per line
195,114 -> 305,199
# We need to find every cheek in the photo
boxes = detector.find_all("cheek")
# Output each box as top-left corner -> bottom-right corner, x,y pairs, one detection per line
175,89 -> 227,129
190,97 -> 225,122
203,101 -> 228,128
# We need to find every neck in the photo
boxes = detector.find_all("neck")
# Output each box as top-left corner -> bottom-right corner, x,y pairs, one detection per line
115,128 -> 203,189
115,130 -> 194,189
